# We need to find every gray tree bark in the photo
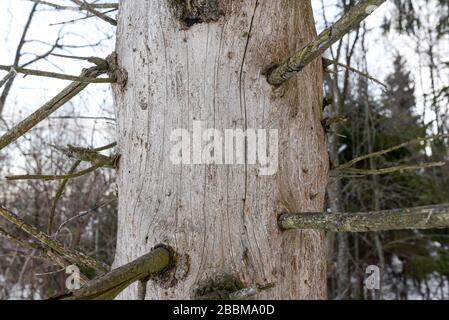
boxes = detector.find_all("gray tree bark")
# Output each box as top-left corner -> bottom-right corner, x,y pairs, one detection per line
112,0 -> 328,299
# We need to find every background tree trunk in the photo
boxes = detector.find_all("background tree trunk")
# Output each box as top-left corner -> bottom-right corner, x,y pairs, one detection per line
113,0 -> 328,299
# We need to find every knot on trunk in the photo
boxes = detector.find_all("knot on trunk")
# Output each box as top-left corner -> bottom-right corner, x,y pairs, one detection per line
192,273 -> 245,300
168,0 -> 222,27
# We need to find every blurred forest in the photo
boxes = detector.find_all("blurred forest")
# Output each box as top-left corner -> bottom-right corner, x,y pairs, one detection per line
0,0 -> 448,300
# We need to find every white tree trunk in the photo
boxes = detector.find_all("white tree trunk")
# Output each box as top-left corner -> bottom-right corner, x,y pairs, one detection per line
113,0 -> 328,299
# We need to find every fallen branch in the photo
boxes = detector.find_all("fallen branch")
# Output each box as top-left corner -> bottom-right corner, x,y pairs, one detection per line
0,206 -> 109,273
279,204 -> 449,232
56,246 -> 171,300
267,0 -> 387,85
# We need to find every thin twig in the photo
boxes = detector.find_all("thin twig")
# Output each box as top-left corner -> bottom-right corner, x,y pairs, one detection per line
7,165 -> 100,181
47,160 -> 81,235
332,162 -> 445,177
47,142 -> 117,235
70,0 -> 117,26
335,134 -> 449,171
26,0 -> 119,11
0,64 -> 114,83
54,200 -> 116,237
323,57 -> 387,89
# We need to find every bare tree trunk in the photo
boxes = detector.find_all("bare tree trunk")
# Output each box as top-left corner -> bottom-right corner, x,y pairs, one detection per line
113,0 -> 328,300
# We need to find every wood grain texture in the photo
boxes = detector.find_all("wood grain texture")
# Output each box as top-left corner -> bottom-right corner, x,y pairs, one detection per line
113,0 -> 328,299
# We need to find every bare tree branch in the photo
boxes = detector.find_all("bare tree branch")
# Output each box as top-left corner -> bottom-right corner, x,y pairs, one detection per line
335,134 -> 449,171
70,0 -> 117,26
0,69 -> 17,90
0,63 -> 109,152
279,204 -> 449,232
26,0 -> 119,11
47,142 -> 117,235
323,57 -> 387,89
267,0 -> 387,85
53,144 -> 119,168
0,64 -> 114,83
0,207 -> 109,273
6,165 -> 101,181
56,246 -> 171,300
0,3 -> 38,114
333,162 -> 446,177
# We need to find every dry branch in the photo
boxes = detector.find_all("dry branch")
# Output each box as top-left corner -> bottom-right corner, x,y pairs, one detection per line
70,0 -> 117,26
0,226 -> 42,250
267,0 -> 387,85
0,64 -> 109,151
0,64 -> 114,83
0,206 -> 109,273
27,0 -> 119,11
335,134 -> 449,171
47,142 -> 117,235
333,162 -> 446,177
279,204 -> 449,232
57,247 -> 171,300
323,57 -> 387,88
47,160 -> 82,235
0,69 -> 17,90
6,165 -> 100,181
55,144 -> 119,168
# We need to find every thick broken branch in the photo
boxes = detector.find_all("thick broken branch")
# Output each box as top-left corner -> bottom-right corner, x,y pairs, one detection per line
54,144 -> 119,168
0,65 -> 108,151
57,247 -> 171,300
267,0 -> 387,85
0,206 -> 109,273
279,204 -> 449,232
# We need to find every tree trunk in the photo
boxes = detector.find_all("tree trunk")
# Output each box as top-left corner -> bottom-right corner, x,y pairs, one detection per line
112,0 -> 328,300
